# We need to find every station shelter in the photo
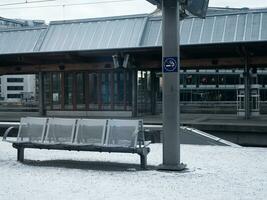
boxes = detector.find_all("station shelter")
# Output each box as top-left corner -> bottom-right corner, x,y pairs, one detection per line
1,8 -> 267,119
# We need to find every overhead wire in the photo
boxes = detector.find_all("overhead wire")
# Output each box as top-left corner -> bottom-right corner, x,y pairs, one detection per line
0,0 -> 138,10
0,0 -> 56,7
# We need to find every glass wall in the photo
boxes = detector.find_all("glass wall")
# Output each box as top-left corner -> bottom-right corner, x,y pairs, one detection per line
88,73 -> 98,110
52,73 -> 61,109
76,73 -> 85,109
44,70 -> 132,111
64,73 -> 73,110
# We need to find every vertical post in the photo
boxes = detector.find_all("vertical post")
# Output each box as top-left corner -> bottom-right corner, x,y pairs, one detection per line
123,71 -> 127,111
17,147 -> 24,162
140,154 -> 147,170
97,73 -> 102,110
132,70 -> 138,117
49,73 -> 53,110
110,71 -> 115,110
158,0 -> 185,171
72,72 -> 77,111
244,56 -> 250,119
38,71 -> 45,116
150,71 -> 157,115
60,72 -> 65,110
84,72 -> 89,110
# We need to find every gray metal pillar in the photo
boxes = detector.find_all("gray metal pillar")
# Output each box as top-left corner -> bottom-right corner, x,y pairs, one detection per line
158,0 -> 185,171
244,57 -> 250,119
38,71 -> 45,116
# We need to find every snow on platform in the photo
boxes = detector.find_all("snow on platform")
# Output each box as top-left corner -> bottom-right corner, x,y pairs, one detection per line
0,139 -> 266,200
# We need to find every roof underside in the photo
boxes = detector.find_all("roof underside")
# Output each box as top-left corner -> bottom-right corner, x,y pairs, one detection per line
1,8 -> 267,55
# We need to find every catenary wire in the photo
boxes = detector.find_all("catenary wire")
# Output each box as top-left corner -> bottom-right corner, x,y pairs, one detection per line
0,0 -> 139,9
0,0 -> 56,7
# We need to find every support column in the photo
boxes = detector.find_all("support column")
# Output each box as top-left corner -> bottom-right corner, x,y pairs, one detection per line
150,71 -> 157,115
60,72 -> 65,110
110,71 -> 115,110
158,0 -> 185,171
84,72 -> 89,110
38,71 -> 45,116
97,73 -> 102,110
72,73 -> 77,111
244,56 -> 250,119
132,70 -> 138,117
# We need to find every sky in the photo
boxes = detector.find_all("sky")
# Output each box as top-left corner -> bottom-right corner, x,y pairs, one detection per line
0,0 -> 267,22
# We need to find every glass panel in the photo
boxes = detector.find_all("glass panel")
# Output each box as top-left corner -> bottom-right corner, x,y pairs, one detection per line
88,73 -> 98,110
137,71 -> 152,114
45,118 -> 75,143
101,72 -> 111,110
260,90 -> 267,101
44,72 -> 51,109
19,124 -> 44,142
114,72 -> 125,110
64,73 -> 73,110
225,75 -> 239,85
52,73 -> 61,110
75,119 -> 106,145
17,117 -> 46,143
126,71 -> 132,109
240,97 -> 244,109
107,126 -> 135,147
259,75 -> 267,85
76,125 -> 104,144
77,72 -> 85,110
106,120 -> 139,147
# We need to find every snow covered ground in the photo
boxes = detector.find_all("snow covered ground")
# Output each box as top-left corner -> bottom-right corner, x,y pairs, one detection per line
0,139 -> 266,200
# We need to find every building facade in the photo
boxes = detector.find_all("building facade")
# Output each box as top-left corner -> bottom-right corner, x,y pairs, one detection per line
0,75 -> 36,103
0,16 -> 44,104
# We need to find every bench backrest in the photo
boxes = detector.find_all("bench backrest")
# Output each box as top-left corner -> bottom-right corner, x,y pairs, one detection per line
17,117 -> 47,142
44,118 -> 76,143
75,119 -> 107,145
105,119 -> 142,148
16,117 -> 144,148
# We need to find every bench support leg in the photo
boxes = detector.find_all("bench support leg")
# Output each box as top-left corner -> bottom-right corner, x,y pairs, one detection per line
17,148 -> 24,162
140,154 -> 147,170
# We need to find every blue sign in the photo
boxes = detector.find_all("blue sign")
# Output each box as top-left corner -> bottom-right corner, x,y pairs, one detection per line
163,57 -> 178,73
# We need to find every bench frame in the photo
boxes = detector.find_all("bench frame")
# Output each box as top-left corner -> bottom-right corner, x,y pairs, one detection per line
3,118 -> 150,169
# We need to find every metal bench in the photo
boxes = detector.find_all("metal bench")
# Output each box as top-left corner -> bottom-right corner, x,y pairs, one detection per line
3,117 -> 150,169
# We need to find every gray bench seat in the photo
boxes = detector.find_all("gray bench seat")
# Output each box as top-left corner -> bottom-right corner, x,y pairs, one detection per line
3,117 -> 150,169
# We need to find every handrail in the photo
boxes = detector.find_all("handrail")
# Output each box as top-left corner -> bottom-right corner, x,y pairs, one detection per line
2,126 -> 15,142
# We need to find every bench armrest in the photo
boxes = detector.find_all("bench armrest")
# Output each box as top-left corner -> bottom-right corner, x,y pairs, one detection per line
2,127 -> 15,142
144,141 -> 151,147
